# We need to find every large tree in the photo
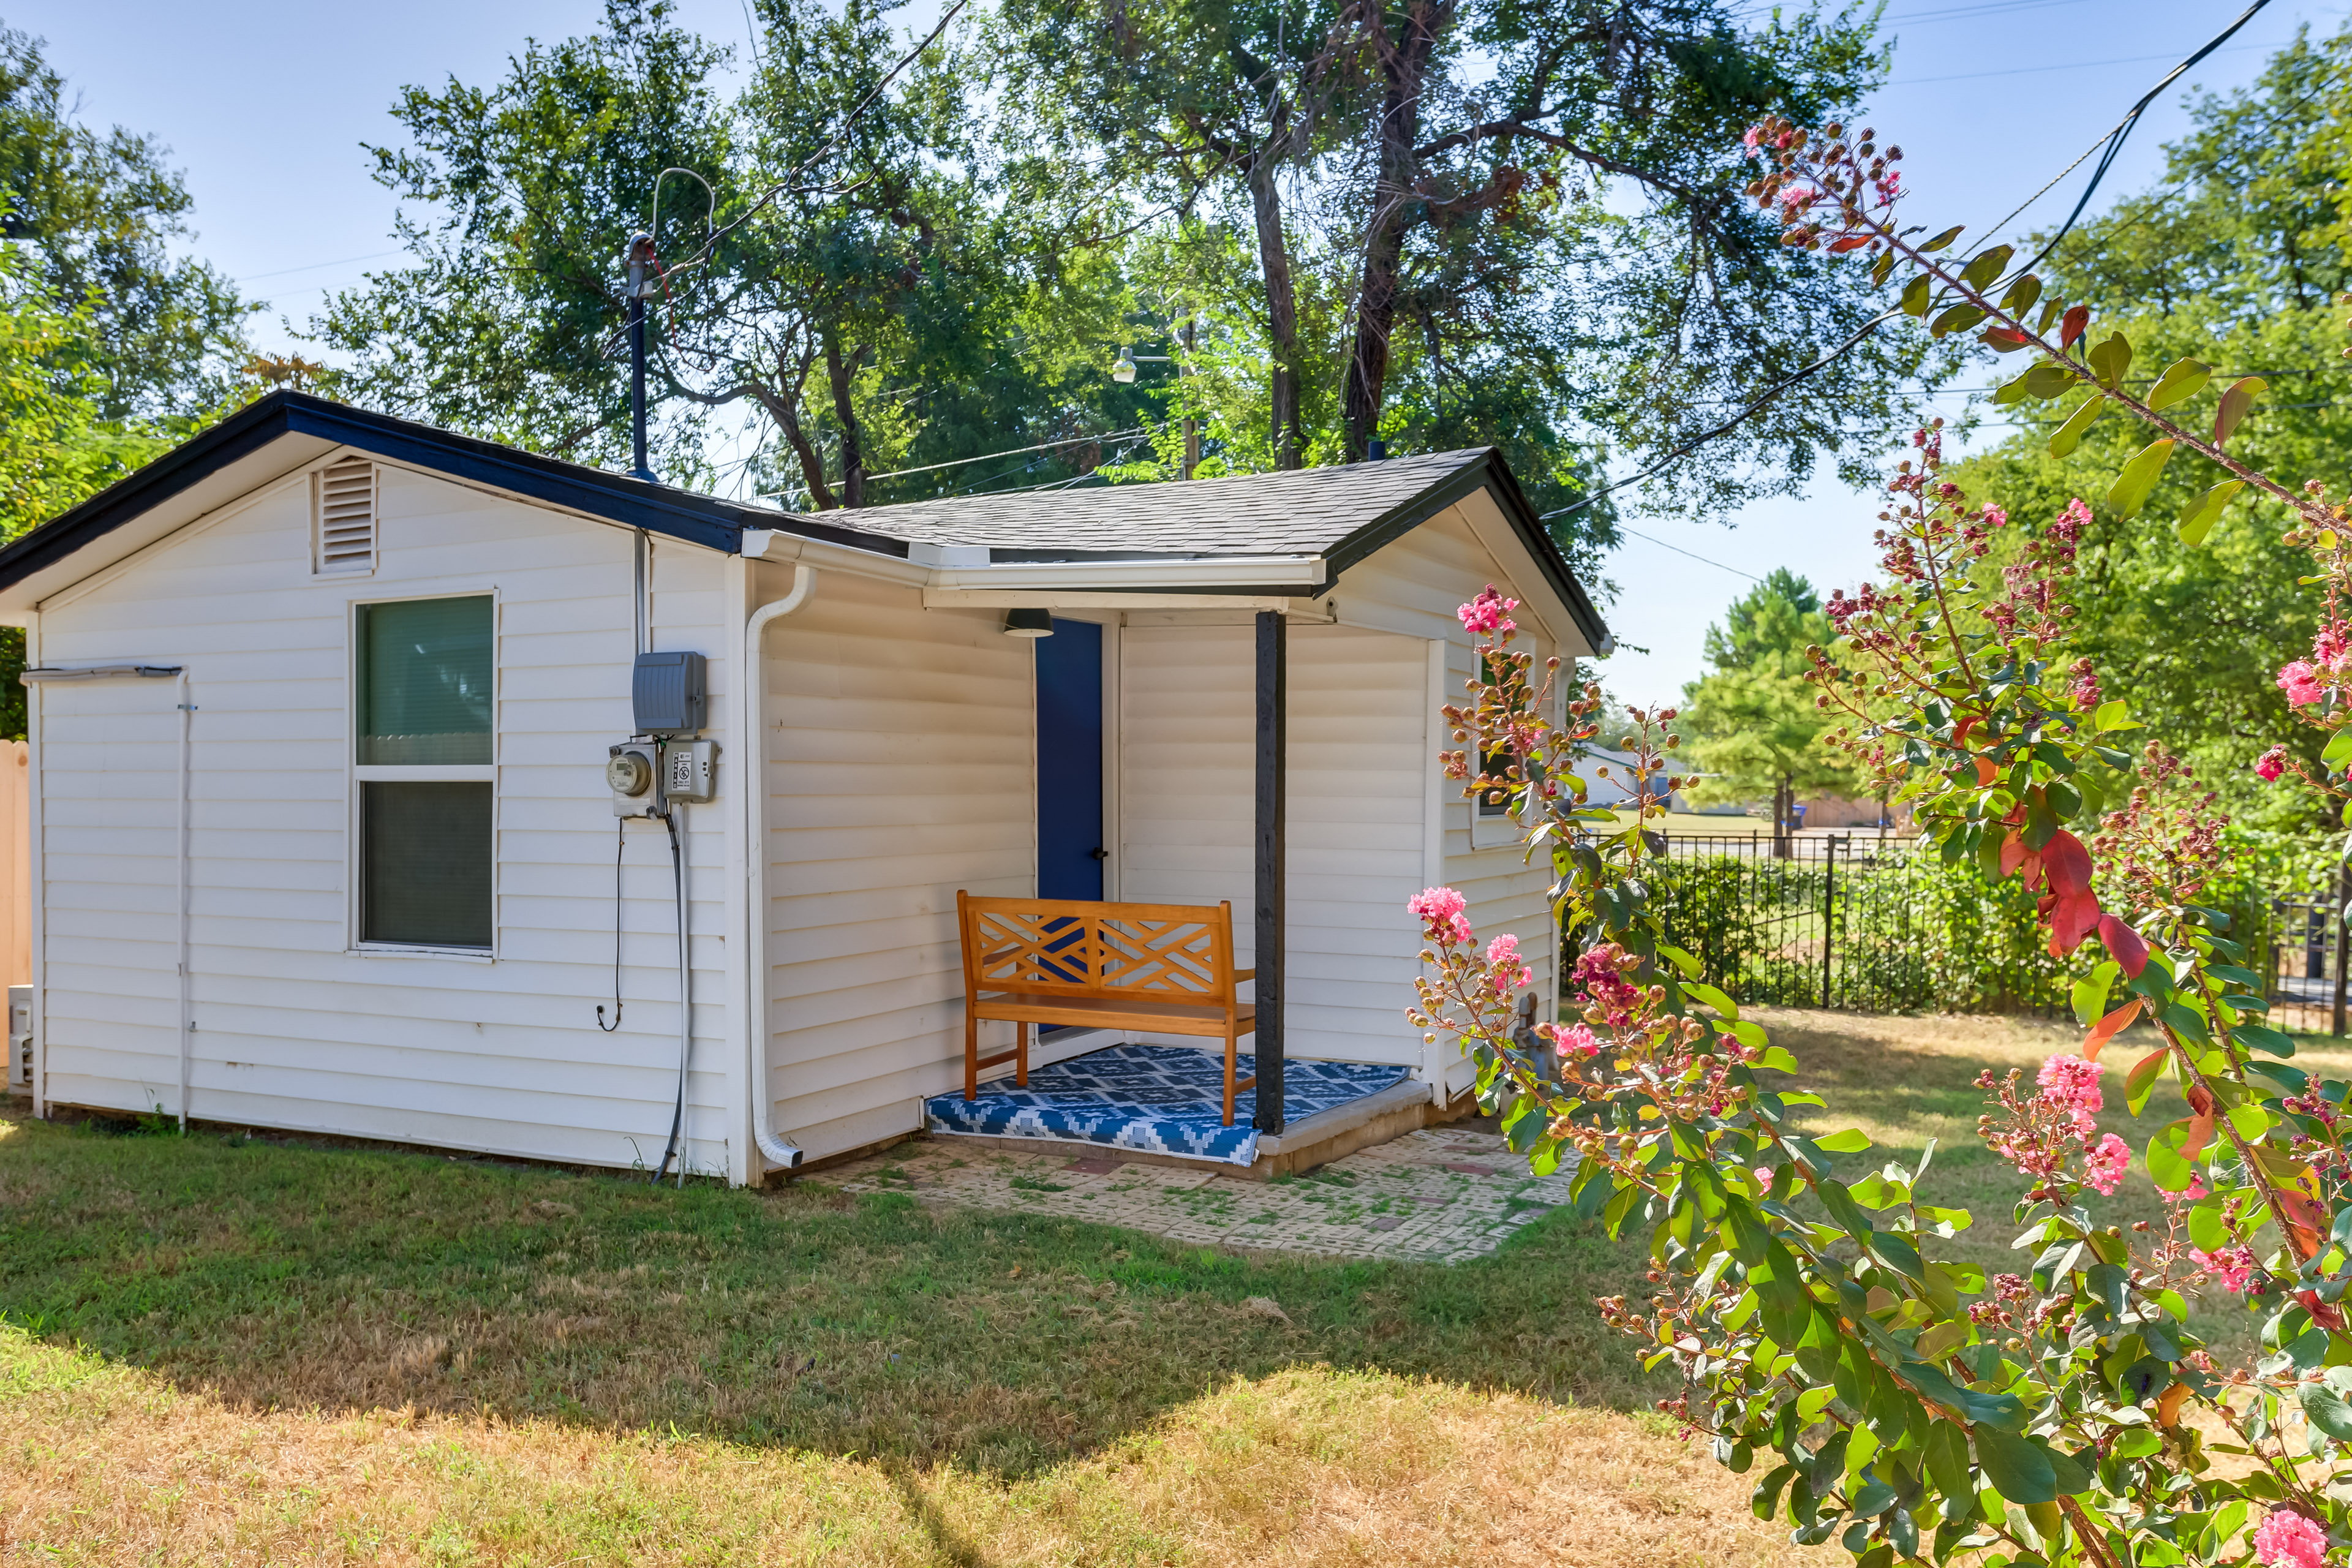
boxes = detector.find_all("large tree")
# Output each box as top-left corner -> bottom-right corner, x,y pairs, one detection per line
319,0 -> 1144,508
987,0 -> 1935,536
0,23 -> 249,417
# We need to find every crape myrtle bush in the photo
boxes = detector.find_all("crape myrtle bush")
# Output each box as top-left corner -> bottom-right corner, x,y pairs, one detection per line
1407,119 -> 2352,1568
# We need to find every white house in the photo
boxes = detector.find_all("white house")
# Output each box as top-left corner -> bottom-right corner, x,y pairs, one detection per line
0,391 -> 1610,1184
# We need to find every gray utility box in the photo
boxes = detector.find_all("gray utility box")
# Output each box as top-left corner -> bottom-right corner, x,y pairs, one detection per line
7,984 -> 29,1092
632,650 -> 707,736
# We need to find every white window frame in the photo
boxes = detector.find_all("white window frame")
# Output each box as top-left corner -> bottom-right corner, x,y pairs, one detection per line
346,589 -> 499,959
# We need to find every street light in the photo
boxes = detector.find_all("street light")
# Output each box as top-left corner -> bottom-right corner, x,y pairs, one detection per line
1111,346 -> 1138,384
1107,334 -> 1197,479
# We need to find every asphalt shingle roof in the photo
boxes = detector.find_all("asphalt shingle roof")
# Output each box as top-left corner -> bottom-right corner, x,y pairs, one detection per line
815,448 -> 1491,557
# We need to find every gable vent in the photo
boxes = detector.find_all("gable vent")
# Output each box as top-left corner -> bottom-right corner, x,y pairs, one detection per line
314,458 -> 378,575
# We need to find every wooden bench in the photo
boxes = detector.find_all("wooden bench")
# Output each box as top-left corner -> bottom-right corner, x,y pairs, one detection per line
954,892 -> 1258,1125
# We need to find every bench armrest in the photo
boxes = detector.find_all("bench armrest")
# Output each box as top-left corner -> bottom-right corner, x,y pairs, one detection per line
1233,968 -> 1255,983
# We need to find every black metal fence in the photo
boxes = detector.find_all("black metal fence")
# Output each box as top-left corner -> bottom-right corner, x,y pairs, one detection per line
1645,832 -> 1963,1014
2269,888 -> 2348,1036
1628,832 -> 2347,1031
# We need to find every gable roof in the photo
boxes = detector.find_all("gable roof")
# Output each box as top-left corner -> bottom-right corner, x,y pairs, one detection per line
0,390 -> 1607,650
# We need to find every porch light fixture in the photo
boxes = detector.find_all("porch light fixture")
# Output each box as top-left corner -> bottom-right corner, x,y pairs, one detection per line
1003,608 -> 1054,637
1110,346 -> 1138,384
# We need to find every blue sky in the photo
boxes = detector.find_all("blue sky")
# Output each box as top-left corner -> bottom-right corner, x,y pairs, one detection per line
7,0 -> 2335,698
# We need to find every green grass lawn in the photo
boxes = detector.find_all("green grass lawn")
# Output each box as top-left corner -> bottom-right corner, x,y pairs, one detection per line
0,1006 -> 2303,1565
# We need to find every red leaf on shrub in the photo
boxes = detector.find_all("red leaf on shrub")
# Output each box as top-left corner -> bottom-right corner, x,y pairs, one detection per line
2180,1109 -> 2216,1161
1829,235 -> 1872,253
2040,831 -> 2093,900
2096,912 -> 2148,978
1980,328 -> 2031,352
1997,832 -> 2027,877
2051,889 -> 2101,954
2081,997 -> 2141,1062
1973,755 -> 1997,785
2060,304 -> 2089,347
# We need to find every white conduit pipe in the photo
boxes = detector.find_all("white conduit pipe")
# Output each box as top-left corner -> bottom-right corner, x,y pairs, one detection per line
20,664 -> 189,1126
744,565 -> 816,1173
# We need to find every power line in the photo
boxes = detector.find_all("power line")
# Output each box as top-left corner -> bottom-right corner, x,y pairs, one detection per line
2008,0 -> 2276,277
1887,40 -> 2258,88
1616,527 -> 1763,582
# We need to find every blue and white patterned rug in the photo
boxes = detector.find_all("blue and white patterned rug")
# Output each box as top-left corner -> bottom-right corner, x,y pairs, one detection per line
925,1043 -> 1412,1166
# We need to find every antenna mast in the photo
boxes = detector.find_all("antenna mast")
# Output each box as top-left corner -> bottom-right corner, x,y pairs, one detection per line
624,231 -> 657,483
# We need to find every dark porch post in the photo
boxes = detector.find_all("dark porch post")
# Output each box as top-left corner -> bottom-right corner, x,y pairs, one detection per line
1253,609 -> 1287,1133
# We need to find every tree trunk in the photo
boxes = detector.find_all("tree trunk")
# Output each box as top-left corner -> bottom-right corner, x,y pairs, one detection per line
824,335 -> 869,508
1245,143 -> 1305,470
1341,2 -> 1446,462
1773,777 -> 1792,861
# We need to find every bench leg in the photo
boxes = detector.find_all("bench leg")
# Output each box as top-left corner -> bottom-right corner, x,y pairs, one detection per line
965,1011 -> 979,1101
1224,1030 -> 1237,1127
1016,1020 -> 1030,1087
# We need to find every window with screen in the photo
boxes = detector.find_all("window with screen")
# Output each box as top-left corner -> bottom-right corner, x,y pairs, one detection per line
353,596 -> 493,950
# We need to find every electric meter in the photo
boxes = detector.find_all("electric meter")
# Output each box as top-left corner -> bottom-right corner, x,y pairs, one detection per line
608,739 -> 664,818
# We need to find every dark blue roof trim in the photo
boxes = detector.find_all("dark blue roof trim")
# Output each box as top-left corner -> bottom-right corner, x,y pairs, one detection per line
0,390 -> 913,592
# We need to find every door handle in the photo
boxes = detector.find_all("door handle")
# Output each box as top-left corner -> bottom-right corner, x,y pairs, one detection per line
1089,847 -> 1110,861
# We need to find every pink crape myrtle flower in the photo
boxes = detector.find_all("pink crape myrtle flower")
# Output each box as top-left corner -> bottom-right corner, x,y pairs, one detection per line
2254,1509 -> 2329,1568
2256,745 -> 2290,782
1553,1023 -> 1600,1059
2082,1133 -> 2130,1196
2037,1054 -> 2105,1136
2192,1244 -> 2258,1295
1408,886 -> 1472,946
2279,660 -> 2326,707
1484,932 -> 1532,992
1458,586 -> 1518,639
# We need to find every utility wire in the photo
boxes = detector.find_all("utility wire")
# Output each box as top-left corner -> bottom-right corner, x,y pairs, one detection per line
2008,0 -> 2275,277
1618,527 -> 1763,582
1543,309 -> 1902,521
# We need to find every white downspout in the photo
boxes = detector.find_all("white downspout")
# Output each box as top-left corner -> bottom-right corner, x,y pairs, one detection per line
745,564 -> 816,1173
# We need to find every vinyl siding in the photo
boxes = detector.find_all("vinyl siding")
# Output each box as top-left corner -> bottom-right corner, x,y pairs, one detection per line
1337,507 -> 1562,1095
1117,619 -> 1429,1068
31,460 -> 741,1173
757,564 -> 1033,1160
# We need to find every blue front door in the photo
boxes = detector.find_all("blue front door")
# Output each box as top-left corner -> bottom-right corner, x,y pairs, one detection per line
1035,619 -> 1104,900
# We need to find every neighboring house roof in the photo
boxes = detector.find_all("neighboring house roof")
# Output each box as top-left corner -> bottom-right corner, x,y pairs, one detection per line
0,390 -> 1608,649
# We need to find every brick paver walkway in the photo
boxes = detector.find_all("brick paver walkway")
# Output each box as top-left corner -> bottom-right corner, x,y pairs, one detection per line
815,1126 -> 1577,1264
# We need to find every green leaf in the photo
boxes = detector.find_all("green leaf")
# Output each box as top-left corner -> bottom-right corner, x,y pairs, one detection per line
1656,944 -> 1701,980
1915,1319 -> 1972,1360
2049,394 -> 2106,458
2144,357 -> 2211,411
1815,1128 -> 1874,1153
1869,247 -> 1898,287
2125,1047 -> 2168,1115
2106,438 -> 2174,519
1849,1173 -> 1912,1210
2072,960 -> 2120,1027
1931,302 -> 1987,337
2085,330 -> 2133,388
2146,1120 -> 2198,1193
2235,1022 -> 2297,1057
1920,224 -> 1964,253
2303,1382 -> 2352,1441
2000,274 -> 2042,314
1959,244 -> 2014,290
1899,274 -> 1932,317
1971,1426 -> 2058,1506
2176,481 -> 2245,546
2035,296 -> 2065,333
2214,375 -> 2266,447
1683,982 -> 1738,1020
2095,699 -> 2139,733
2188,1198 -> 2231,1253
2323,729 -> 2352,769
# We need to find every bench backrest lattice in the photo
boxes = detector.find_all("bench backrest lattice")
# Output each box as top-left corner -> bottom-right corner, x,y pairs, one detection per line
965,899 -> 1232,1001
